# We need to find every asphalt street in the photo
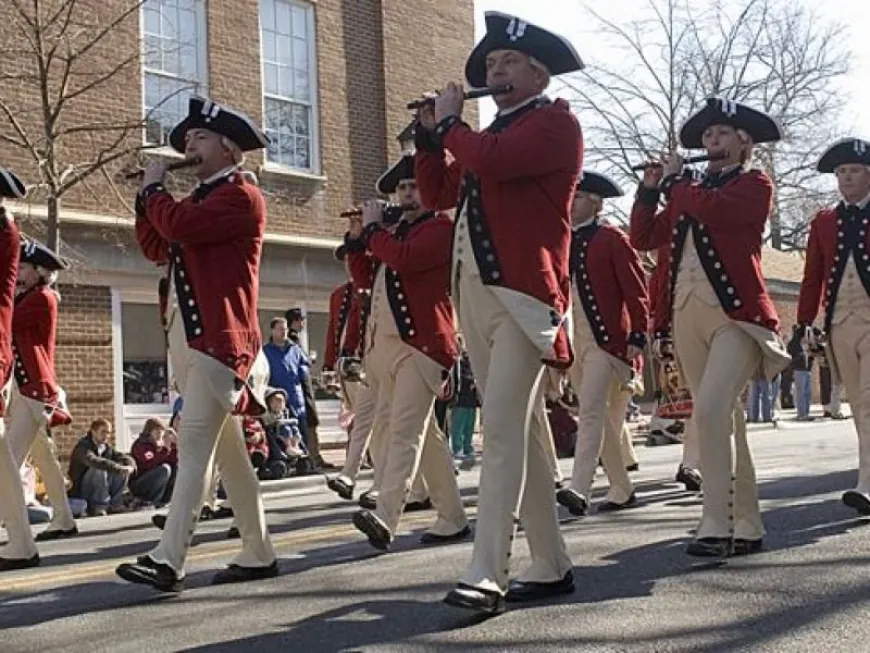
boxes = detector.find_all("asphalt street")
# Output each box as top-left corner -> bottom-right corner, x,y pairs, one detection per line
2,418 -> 870,653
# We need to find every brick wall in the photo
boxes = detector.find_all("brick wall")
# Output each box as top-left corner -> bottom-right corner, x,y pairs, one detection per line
51,285 -> 115,460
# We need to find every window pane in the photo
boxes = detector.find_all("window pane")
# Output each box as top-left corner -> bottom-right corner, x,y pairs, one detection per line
277,35 -> 292,65
294,68 -> 309,101
143,5 -> 161,34
260,0 -> 275,29
161,5 -> 179,41
292,104 -> 309,135
263,31 -> 276,63
264,63 -> 279,95
162,37 -> 180,76
295,137 -> 310,169
143,34 -> 162,69
292,37 -> 307,72
178,8 -> 198,48
276,1 -> 291,35
291,5 -> 307,38
122,303 -> 169,405
279,66 -> 292,97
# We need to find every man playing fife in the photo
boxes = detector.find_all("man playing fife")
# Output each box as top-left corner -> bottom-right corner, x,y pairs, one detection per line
416,12 -> 584,613
556,171 -> 649,517
345,154 -> 469,551
630,98 -> 790,557
798,137 -> 870,515
116,96 -> 276,592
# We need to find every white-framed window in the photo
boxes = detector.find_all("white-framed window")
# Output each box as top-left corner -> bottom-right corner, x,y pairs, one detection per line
259,0 -> 319,172
141,0 -> 208,146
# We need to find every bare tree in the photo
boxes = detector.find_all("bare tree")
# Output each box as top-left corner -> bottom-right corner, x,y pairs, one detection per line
563,0 -> 849,250
0,0 -> 188,252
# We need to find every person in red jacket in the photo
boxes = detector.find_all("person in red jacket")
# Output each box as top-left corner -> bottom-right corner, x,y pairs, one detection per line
344,154 -> 469,551
415,12 -> 584,612
129,417 -> 177,506
630,98 -> 790,558
555,171 -> 649,517
0,167 -> 43,571
116,96 -> 276,593
7,235 -> 78,547
798,137 -> 870,514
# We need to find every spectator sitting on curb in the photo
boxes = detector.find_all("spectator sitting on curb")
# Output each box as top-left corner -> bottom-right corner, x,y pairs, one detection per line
243,416 -> 271,478
68,419 -> 136,517
261,388 -> 309,479
130,417 -> 177,507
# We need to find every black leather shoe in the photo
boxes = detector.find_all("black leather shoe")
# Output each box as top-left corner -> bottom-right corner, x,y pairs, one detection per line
358,491 -> 378,510
556,488 -> 588,516
35,526 -> 79,542
420,525 -> 471,545
625,463 -> 640,472
843,490 -> 870,515
115,556 -> 183,593
210,506 -> 234,520
506,570 -> 575,603
443,584 -> 505,615
676,465 -> 703,492
733,538 -> 763,556
686,537 -> 733,558
0,554 -> 40,572
226,526 -> 240,539
152,514 -> 167,530
327,476 -> 355,501
352,510 -> 391,551
404,498 -> 433,512
212,560 -> 279,585
597,493 -> 638,512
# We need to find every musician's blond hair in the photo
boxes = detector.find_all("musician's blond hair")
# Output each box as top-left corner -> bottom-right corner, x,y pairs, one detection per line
528,56 -> 551,92
736,128 -> 754,168
220,136 -> 245,166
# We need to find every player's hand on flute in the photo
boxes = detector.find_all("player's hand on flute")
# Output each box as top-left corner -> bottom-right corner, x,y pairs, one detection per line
661,150 -> 683,180
417,92 -> 438,131
641,161 -> 665,189
434,82 -> 465,123
362,199 -> 384,228
140,160 -> 168,190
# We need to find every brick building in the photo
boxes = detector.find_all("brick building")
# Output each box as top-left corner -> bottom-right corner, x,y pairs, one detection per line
0,0 -> 475,455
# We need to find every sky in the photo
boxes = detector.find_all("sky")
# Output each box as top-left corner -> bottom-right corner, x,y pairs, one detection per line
472,0 -> 870,137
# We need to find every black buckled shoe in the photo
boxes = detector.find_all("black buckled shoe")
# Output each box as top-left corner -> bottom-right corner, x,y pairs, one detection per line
625,463 -> 640,472
444,584 -> 505,615
352,510 -> 392,551
506,570 -> 575,603
733,538 -> 763,556
404,498 -> 433,512
152,514 -> 167,530
597,493 -> 638,512
226,525 -> 240,539
843,490 -> 870,515
0,553 -> 40,572
676,465 -> 703,492
210,506 -> 234,520
420,525 -> 472,545
686,537 -> 734,558
35,526 -> 79,542
115,555 -> 183,593
212,560 -> 279,585
358,491 -> 378,510
556,488 -> 588,517
327,476 -> 355,501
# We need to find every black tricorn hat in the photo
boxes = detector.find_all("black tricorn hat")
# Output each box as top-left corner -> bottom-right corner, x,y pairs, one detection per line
577,171 -> 623,198
0,167 -> 26,199
20,236 -> 68,271
679,98 -> 782,150
465,12 -> 584,88
169,96 -> 270,154
817,138 -> 870,173
376,154 -> 415,195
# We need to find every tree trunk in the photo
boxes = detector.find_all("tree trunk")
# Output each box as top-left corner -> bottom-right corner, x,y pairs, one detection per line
46,194 -> 60,253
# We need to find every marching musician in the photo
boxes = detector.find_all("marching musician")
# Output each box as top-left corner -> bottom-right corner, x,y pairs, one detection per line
0,167 -> 45,571
116,96 -> 277,592
345,154 -> 469,551
798,137 -> 870,514
556,171 -> 649,517
415,12 -> 583,612
7,234 -> 79,551
630,98 -> 790,557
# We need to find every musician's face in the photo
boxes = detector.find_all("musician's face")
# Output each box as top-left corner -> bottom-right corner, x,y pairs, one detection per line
184,128 -> 236,179
15,262 -> 40,292
485,50 -> 545,108
835,164 -> 870,203
701,124 -> 743,169
571,191 -> 602,223
396,179 -> 420,209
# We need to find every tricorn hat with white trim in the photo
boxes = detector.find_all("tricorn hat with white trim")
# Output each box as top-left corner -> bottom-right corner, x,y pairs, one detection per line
169,96 -> 270,154
20,236 -> 68,271
679,97 -> 783,150
465,12 -> 584,88
376,154 -> 415,195
577,170 -> 623,198
0,167 -> 26,199
817,138 -> 870,173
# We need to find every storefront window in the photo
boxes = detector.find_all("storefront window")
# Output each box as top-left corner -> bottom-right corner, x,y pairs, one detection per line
122,303 -> 169,405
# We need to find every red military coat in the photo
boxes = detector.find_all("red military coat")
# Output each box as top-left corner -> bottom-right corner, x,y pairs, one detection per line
0,210 -> 20,417
135,172 -> 265,414
647,244 -> 672,337
415,97 -> 582,368
348,212 -> 458,370
797,203 -> 870,333
323,281 -> 363,371
629,168 -> 781,334
12,284 -> 72,426
570,221 -> 649,364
